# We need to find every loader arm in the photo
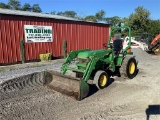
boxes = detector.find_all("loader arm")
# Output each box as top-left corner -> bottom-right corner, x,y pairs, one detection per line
61,49 -> 90,74
83,49 -> 115,82
82,56 -> 98,82
151,34 -> 160,45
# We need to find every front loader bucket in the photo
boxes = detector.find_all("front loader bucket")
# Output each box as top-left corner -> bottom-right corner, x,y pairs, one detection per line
44,71 -> 89,100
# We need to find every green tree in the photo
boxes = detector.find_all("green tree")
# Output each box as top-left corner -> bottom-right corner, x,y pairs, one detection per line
121,17 -> 128,26
127,6 -> 150,34
105,16 -> 121,26
148,19 -> 160,36
0,2 -> 10,9
56,11 -> 65,16
84,15 -> 97,22
83,10 -> 105,22
8,0 -> 21,10
22,3 -> 31,11
95,10 -> 105,22
50,11 -> 56,15
56,11 -> 77,18
76,16 -> 83,20
32,4 -> 42,13
64,11 -> 77,18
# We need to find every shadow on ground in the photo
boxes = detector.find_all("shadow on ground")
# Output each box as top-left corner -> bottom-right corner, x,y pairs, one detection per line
110,66 -> 140,78
87,77 -> 115,98
147,51 -> 160,55
85,66 -> 139,99
146,105 -> 160,120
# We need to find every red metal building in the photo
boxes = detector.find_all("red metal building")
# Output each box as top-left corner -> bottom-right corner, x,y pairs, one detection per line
0,8 -> 110,64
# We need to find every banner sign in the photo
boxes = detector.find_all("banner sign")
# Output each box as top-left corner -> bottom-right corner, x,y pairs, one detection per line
24,25 -> 53,43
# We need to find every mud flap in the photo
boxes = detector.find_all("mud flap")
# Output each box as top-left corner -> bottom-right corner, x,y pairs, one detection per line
44,71 -> 89,100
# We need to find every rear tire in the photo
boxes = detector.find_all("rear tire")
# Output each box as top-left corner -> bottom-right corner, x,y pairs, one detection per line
120,56 -> 137,79
93,70 -> 108,89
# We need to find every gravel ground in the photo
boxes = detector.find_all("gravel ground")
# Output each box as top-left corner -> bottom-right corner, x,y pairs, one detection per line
0,48 -> 160,120
0,61 -> 64,84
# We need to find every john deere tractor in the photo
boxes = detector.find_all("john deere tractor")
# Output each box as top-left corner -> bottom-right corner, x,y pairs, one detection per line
45,26 -> 138,100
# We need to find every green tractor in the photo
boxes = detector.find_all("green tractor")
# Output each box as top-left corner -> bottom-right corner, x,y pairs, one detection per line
45,26 -> 138,100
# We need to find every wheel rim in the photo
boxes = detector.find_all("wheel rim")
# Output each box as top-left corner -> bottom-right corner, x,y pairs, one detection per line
155,49 -> 160,52
99,75 -> 107,87
129,62 -> 135,74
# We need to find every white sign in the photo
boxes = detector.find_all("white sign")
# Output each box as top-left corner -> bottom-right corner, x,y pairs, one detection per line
24,25 -> 53,43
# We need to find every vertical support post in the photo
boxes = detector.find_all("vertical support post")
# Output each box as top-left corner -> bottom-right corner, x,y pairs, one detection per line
62,39 -> 67,58
20,38 -> 25,63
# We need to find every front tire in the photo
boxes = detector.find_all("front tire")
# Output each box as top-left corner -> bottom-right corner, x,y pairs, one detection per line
93,70 -> 108,89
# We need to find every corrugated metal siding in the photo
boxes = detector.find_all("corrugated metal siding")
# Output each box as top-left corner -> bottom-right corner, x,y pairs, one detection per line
0,14 -> 109,64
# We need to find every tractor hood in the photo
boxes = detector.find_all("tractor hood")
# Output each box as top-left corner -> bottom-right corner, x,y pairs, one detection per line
78,49 -> 111,58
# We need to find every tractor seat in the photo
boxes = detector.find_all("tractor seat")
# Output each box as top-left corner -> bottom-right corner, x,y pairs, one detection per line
113,39 -> 123,55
